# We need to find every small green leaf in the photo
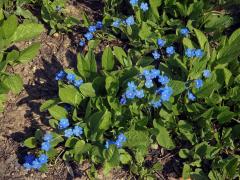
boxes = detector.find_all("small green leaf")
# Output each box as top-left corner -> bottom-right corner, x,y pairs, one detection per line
48,105 -> 68,120
18,43 -> 40,63
24,137 -> 37,148
40,99 -> 60,112
59,84 -> 82,106
2,74 -> 23,94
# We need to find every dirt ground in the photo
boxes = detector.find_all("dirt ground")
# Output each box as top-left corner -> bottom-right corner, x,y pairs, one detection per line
0,1 -> 182,179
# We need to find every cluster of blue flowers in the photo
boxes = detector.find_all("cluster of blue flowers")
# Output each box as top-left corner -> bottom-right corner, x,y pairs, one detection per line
120,68 -> 173,109
23,153 -> 48,170
41,133 -> 53,152
130,0 -> 149,11
152,38 -> 176,60
105,133 -> 127,149
187,70 -> 211,101
79,21 -> 103,47
55,70 -> 83,88
58,118 -> 83,138
185,48 -> 204,58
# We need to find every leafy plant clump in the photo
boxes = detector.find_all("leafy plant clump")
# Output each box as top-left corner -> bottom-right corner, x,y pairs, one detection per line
0,12 -> 43,112
23,19 -> 240,179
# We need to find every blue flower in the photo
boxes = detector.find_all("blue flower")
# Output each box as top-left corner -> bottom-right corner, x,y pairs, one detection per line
125,16 -> 135,26
79,40 -> 85,47
152,50 -> 161,60
59,118 -> 70,129
157,38 -> 166,47
73,126 -> 83,137
23,163 -> 32,169
38,154 -> 48,164
145,79 -> 154,88
55,70 -> 66,81
203,70 -> 211,78
88,25 -> 97,33
41,142 -> 51,151
105,140 -> 115,149
24,154 -> 35,164
180,28 -> 190,36
74,79 -> 83,88
43,133 -> 52,142
130,0 -> 138,6
117,133 -> 127,142
158,75 -> 169,85
140,2 -> 149,11
194,49 -> 204,58
185,48 -> 195,58
32,159 -> 42,169
150,69 -> 160,79
187,91 -> 196,101
150,99 -> 162,108
142,69 -> 150,78
157,86 -> 173,101
66,73 -> 75,82
64,128 -> 73,138
120,94 -> 127,105
195,79 -> 203,89
112,19 -> 121,28
127,81 -> 137,90
84,32 -> 93,41
135,89 -> 144,98
166,46 -> 175,56
96,21 -> 103,29
126,89 -> 135,99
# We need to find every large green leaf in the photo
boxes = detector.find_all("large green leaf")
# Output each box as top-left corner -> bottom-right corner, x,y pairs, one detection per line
102,46 -> 114,71
154,120 -> 175,150
48,105 -> 68,120
59,84 -> 82,106
80,82 -> 96,97
2,74 -> 23,94
18,43 -> 40,63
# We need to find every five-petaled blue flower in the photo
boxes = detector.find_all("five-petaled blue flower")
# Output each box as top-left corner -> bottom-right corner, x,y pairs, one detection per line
64,129 -> 73,138
158,75 -> 170,85
84,32 -> 93,41
152,50 -> 161,60
55,70 -> 66,81
185,48 -> 195,58
112,19 -> 121,28
79,40 -> 85,47
126,89 -> 135,99
187,91 -> 196,101
150,99 -> 162,108
145,79 -> 154,88
120,94 -> 127,105
66,73 -> 75,82
195,79 -> 203,89
166,46 -> 175,56
157,86 -> 173,101
180,28 -> 190,36
74,79 -> 83,88
32,159 -> 42,169
157,38 -> 166,47
194,49 -> 204,58
203,70 -> 211,78
130,0 -> 138,6
88,25 -> 97,33
140,2 -> 149,12
43,133 -> 52,142
125,16 -> 135,26
59,118 -> 70,129
96,21 -> 103,29
41,142 -> 51,151
135,90 -> 144,98
38,154 -> 48,164
73,126 -> 83,137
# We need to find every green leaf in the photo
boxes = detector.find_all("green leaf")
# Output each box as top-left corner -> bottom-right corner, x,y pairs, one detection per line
2,74 -> 23,94
154,120 -> 175,150
2,15 -> 18,39
182,164 -> 191,180
80,83 -> 96,97
48,105 -> 68,120
77,53 -> 89,79
149,0 -> 162,19
139,22 -> 152,40
18,43 -> 40,63
125,129 -> 150,149
102,46 -> 114,71
11,23 -> 44,42
119,149 -> 132,164
24,137 -> 37,148
105,76 -> 119,96
194,28 -> 209,51
85,49 -> 97,75
113,46 -> 127,66
65,137 -> 79,148
178,120 -> 197,145
217,110 -> 234,124
59,84 -> 82,106
40,98 -> 60,112
168,80 -> 186,96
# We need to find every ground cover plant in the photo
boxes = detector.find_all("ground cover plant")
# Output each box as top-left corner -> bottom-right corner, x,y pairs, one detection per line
0,12 -> 43,112
0,0 -> 240,179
